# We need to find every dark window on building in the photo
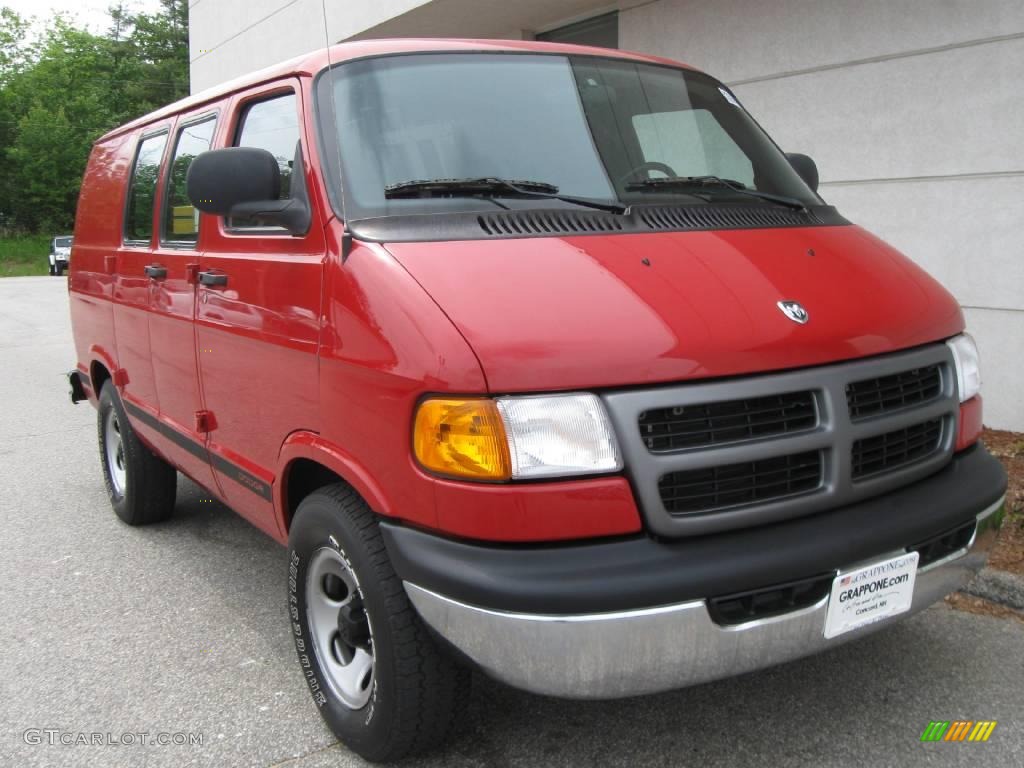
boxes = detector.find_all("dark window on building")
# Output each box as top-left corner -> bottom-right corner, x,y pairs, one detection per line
536,12 -> 618,49
232,93 -> 299,228
124,132 -> 168,243
162,117 -> 216,244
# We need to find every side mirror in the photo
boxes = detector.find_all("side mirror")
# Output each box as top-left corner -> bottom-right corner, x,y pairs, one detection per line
186,145 -> 311,236
786,152 -> 819,193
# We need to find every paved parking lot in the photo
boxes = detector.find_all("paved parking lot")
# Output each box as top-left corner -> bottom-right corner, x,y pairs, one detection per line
1,275 -> 1022,768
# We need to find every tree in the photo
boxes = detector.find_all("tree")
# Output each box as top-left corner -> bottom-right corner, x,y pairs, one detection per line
2,19 -> 119,230
0,1 -> 190,233
0,7 -> 28,87
123,0 -> 189,112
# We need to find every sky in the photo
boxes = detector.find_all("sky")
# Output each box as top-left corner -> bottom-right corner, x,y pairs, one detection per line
3,0 -> 163,35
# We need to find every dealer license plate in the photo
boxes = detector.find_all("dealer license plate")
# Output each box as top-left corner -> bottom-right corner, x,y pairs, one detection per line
823,551 -> 919,639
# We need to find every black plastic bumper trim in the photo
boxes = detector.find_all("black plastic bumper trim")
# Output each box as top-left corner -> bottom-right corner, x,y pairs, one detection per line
67,370 -> 88,404
381,444 -> 1006,615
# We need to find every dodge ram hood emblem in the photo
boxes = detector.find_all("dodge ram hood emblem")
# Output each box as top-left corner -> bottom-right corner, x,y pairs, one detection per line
778,301 -> 809,324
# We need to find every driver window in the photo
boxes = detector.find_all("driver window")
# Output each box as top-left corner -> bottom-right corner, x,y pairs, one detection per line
231,92 -> 299,228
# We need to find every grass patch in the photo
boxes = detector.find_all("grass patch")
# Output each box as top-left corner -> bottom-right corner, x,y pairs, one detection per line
0,235 -> 54,277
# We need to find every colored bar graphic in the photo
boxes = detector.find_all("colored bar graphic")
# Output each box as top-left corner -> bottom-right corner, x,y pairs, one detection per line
920,720 -> 997,742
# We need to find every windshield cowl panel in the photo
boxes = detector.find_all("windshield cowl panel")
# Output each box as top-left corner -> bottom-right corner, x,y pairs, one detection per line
315,52 -> 823,223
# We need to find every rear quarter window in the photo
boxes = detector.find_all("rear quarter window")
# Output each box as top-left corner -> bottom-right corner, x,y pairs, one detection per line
124,131 -> 169,244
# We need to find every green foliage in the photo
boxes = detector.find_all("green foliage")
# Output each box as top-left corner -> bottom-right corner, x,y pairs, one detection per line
0,1 -> 189,236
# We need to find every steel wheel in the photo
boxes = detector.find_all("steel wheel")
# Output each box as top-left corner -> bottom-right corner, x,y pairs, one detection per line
103,408 -> 127,497
306,547 -> 375,709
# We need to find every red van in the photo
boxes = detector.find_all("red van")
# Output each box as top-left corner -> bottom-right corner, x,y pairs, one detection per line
68,39 -> 1007,761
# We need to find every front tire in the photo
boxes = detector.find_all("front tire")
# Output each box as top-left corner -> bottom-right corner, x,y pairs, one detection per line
288,485 -> 469,762
97,381 -> 176,525
48,261 -> 56,276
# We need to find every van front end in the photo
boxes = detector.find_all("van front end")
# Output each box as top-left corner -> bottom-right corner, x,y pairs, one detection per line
384,353 -> 1005,697
308,41 -> 1008,712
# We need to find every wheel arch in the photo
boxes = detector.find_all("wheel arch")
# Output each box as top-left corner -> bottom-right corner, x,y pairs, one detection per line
278,432 -> 393,536
89,355 -> 114,398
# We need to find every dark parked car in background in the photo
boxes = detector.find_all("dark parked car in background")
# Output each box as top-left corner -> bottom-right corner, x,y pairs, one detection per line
49,235 -> 72,276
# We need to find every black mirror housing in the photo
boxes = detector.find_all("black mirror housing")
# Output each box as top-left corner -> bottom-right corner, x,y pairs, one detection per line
786,152 -> 819,193
186,145 -> 311,236
187,147 -> 281,214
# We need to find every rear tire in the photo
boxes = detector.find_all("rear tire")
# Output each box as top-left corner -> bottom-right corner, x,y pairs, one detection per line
97,381 -> 177,525
288,485 -> 470,762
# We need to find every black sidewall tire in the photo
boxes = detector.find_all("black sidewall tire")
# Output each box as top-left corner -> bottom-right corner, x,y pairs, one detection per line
98,382 -> 131,521
289,502 -> 396,757
288,490 -> 467,762
97,382 -> 175,525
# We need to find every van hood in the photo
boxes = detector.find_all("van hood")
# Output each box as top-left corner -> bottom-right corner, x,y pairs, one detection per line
384,225 -> 963,393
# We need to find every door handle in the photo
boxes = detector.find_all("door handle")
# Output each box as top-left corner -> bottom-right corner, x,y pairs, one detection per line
198,271 -> 228,287
144,265 -> 167,279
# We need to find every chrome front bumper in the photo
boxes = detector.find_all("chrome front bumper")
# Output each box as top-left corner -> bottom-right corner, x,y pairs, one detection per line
405,498 -> 1004,699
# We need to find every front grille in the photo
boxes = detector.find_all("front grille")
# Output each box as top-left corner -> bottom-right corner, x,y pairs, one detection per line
604,344 -> 957,537
639,391 -> 816,452
707,573 -> 834,626
910,521 -> 976,567
852,419 -> 943,480
846,364 -> 942,420
659,451 -> 822,515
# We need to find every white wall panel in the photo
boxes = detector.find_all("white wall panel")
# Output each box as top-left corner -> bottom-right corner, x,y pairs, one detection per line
619,0 -> 1024,84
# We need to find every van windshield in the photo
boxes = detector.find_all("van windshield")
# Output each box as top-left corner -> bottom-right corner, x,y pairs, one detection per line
315,53 -> 822,220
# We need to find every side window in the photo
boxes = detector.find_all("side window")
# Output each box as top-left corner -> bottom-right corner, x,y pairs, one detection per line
162,117 -> 217,245
632,109 -> 754,187
232,93 -> 299,228
124,132 -> 169,243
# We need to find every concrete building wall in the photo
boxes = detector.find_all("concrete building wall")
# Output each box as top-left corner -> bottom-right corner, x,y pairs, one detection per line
189,0 -> 1024,429
620,0 -> 1024,430
188,0 -> 614,91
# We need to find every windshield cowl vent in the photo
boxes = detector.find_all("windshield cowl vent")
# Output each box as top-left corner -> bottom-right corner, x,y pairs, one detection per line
475,205 -> 824,238
349,205 -> 845,243
478,210 -> 626,236
637,205 -> 823,231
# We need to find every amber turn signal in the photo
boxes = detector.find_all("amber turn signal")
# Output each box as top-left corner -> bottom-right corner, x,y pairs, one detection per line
413,398 -> 512,480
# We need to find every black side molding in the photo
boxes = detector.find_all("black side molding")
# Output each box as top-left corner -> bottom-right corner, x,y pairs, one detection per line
120,399 -> 273,501
381,445 -> 1006,615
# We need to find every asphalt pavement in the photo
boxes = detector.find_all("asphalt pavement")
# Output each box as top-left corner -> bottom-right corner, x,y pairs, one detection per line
1,275 -> 1021,768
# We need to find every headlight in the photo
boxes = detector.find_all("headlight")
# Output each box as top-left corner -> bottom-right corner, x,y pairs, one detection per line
413,393 -> 621,481
947,333 -> 981,403
496,394 -> 622,479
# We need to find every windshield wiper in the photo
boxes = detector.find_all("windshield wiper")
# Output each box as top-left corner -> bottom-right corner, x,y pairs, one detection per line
384,177 -> 627,214
626,176 -> 807,211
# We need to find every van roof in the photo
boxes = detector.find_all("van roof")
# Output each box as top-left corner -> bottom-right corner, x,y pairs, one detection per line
97,38 -> 696,143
